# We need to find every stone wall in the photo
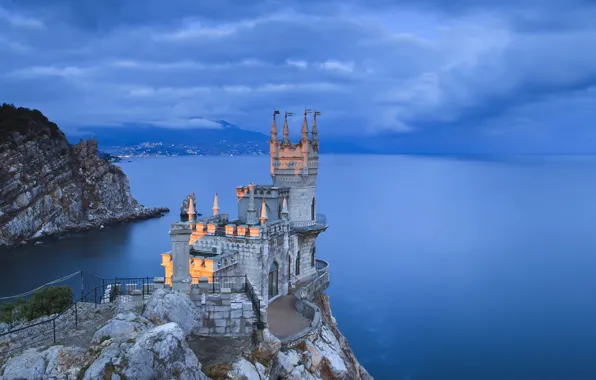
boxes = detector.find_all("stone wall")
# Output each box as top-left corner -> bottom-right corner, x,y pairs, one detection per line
194,292 -> 255,336
287,185 -> 316,222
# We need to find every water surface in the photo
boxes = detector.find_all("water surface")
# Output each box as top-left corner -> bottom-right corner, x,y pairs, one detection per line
2,154 -> 596,380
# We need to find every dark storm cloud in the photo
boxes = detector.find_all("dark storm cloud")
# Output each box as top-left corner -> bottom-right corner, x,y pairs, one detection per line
0,0 -> 595,151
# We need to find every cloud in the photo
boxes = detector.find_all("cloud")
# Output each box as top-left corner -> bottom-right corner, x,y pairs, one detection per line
0,0 -> 595,152
0,6 -> 44,29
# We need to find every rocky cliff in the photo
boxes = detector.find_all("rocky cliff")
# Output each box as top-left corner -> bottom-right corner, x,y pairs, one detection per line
0,289 -> 372,380
0,104 -> 168,246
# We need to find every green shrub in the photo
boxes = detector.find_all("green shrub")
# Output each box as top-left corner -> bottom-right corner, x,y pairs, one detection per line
26,286 -> 73,320
0,298 -> 28,323
0,286 -> 73,323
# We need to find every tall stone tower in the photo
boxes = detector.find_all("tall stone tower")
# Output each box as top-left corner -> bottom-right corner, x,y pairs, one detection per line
269,109 -> 320,223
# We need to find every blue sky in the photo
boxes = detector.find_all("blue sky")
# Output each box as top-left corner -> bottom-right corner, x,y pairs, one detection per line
1,0 -> 595,152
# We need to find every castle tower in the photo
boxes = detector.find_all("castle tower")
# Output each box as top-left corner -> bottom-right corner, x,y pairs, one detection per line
269,109 -> 320,224
212,192 -> 219,216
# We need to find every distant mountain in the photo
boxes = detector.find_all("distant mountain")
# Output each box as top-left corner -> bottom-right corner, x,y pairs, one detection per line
69,121 -> 269,149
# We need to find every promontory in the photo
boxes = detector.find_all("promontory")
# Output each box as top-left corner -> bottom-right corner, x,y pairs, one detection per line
0,104 -> 167,247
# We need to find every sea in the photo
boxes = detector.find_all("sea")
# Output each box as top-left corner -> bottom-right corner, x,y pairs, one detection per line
2,154 -> 596,380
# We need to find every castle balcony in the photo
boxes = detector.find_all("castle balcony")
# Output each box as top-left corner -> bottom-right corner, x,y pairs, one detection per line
291,213 -> 328,234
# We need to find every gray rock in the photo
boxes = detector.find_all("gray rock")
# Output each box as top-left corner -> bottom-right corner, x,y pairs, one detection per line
0,107 -> 168,247
84,323 -> 207,380
91,312 -> 152,344
0,347 -> 46,379
276,351 -> 294,377
142,289 -> 197,336
252,328 -> 281,360
227,357 -> 260,380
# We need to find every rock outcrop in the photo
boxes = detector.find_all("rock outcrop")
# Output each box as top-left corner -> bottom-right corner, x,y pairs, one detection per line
0,104 -> 168,246
0,290 -> 372,380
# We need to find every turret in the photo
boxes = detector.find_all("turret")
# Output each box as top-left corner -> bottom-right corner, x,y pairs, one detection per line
260,198 -> 268,224
271,110 -> 279,142
246,183 -> 258,225
301,109 -> 311,142
312,111 -> 320,151
212,192 -> 219,216
282,111 -> 293,145
281,196 -> 289,220
187,195 -> 196,223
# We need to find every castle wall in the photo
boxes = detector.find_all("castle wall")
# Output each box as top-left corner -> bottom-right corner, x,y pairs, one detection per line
195,293 -> 255,336
288,186 -> 316,222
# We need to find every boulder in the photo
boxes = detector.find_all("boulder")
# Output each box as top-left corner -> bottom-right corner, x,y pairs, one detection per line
252,328 -> 281,360
0,345 -> 88,380
142,288 -> 197,335
84,323 -> 207,380
91,312 -> 152,344
314,326 -> 348,380
275,351 -> 294,378
226,357 -> 260,380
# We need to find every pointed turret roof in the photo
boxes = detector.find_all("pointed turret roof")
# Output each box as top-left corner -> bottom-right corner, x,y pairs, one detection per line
271,110 -> 279,142
302,109 -> 311,140
212,192 -> 219,215
260,198 -> 268,223
281,196 -> 289,218
188,196 -> 195,216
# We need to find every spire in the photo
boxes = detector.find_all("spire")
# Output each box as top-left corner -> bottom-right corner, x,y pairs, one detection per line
246,183 -> 258,225
302,108 -> 312,141
281,196 -> 289,220
187,195 -> 196,222
312,111 -> 320,141
283,111 -> 293,144
260,198 -> 268,224
212,192 -> 219,216
271,109 -> 280,142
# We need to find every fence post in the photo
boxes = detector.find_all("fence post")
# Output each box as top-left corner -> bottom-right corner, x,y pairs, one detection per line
75,301 -> 78,328
52,319 -> 56,344
94,287 -> 97,309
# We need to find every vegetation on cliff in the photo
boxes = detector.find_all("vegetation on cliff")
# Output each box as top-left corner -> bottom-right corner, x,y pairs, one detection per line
0,104 -> 65,147
0,286 -> 73,324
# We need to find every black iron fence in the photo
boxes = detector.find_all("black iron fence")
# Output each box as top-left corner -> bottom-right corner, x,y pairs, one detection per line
0,271 -> 268,359
190,275 -> 247,293
0,282 -> 114,360
244,275 -> 264,329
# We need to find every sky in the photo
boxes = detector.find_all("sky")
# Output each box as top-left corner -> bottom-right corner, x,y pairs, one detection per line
0,0 -> 595,152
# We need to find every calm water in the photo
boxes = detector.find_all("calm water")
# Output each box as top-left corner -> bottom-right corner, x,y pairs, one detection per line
3,154 -> 596,379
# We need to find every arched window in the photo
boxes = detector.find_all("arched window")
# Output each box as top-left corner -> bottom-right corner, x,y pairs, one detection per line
311,198 -> 316,220
268,261 -> 279,298
288,256 -> 291,279
311,246 -> 316,267
296,251 -> 301,276
278,203 -> 282,220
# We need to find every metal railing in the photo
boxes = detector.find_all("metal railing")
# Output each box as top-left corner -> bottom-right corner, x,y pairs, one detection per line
244,276 -> 264,329
298,259 -> 330,301
0,282 -> 114,360
0,272 -> 267,359
190,275 -> 247,293
291,213 -> 327,231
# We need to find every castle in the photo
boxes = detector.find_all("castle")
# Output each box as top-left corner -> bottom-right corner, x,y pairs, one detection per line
161,110 -> 327,307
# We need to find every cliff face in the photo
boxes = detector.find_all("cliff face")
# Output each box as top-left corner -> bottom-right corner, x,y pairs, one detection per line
0,290 -> 372,380
0,104 -> 167,246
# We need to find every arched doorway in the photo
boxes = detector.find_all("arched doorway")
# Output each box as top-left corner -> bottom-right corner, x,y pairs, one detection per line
311,197 -> 316,220
268,261 -> 279,298
296,252 -> 301,276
